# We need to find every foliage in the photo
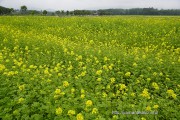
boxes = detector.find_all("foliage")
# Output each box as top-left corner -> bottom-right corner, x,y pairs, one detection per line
0,6 -> 13,15
43,10 -> 48,15
20,5 -> 27,12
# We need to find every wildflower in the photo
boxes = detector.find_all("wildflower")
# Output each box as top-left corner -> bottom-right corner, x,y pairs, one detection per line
97,78 -> 102,82
166,78 -> 170,81
81,89 -> 85,94
159,72 -> 163,76
58,73 -> 62,77
19,84 -> 25,91
146,106 -> 151,111
125,72 -> 131,77
167,89 -> 174,95
171,94 -> 177,99
56,107 -> 63,115
147,78 -> 151,81
25,46 -> 28,51
133,63 -> 137,67
96,70 -> 102,75
44,69 -> 49,75
153,105 -> 159,109
0,64 -> 5,71
141,88 -> 150,99
55,89 -> 61,94
29,65 -> 37,69
81,94 -> 85,99
108,65 -> 113,70
64,48 -> 68,53
110,77 -> 115,84
142,55 -> 146,59
113,115 -> 118,119
70,51 -> 74,55
104,57 -> 108,62
47,79 -> 52,82
92,108 -> 98,114
141,117 -> 146,120
106,85 -> 110,89
102,92 -> 107,98
68,110 -> 76,116
67,65 -> 73,71
71,88 -> 75,93
103,65 -> 108,70
152,82 -> 159,90
63,81 -> 69,87
119,84 -> 126,90
18,98 -> 24,103
80,71 -> 86,77
86,100 -> 93,107
13,110 -> 19,115
153,72 -> 157,76
76,55 -> 82,61
167,89 -> 177,99
131,92 -> 135,97
76,113 -> 84,120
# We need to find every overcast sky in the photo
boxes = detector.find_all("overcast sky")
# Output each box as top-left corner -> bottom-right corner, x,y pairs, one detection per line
0,0 -> 179,11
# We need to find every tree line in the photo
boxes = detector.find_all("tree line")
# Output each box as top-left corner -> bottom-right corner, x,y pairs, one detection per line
98,8 -> 180,15
0,6 -> 13,15
0,5 -> 180,16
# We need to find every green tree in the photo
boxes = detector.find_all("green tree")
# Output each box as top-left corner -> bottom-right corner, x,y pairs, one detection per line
43,10 -> 47,15
55,10 -> 60,16
20,5 -> 27,13
66,10 -> 69,15
61,10 -> 64,15
31,10 -> 35,15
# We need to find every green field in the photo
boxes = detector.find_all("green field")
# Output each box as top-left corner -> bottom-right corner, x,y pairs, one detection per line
0,16 -> 180,120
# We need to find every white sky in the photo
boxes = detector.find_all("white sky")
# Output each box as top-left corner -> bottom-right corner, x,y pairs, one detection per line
0,0 -> 179,11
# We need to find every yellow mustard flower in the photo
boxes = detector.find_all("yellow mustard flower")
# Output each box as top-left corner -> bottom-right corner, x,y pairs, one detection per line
102,92 -> 107,98
71,88 -> 75,93
110,77 -> 115,84
152,82 -> 159,90
96,70 -> 102,75
133,63 -> 137,67
86,100 -> 93,107
141,117 -> 146,120
0,64 -> 5,71
80,71 -> 86,77
55,89 -> 61,94
76,113 -> 84,120
97,78 -> 102,82
119,84 -> 126,90
125,72 -> 131,77
153,105 -> 159,109
19,84 -> 25,91
56,107 -> 62,115
141,88 -> 150,99
81,89 -> 85,94
18,98 -> 25,104
68,110 -> 76,116
81,94 -> 85,99
63,81 -> 69,87
131,92 -> 135,97
92,108 -> 98,114
146,106 -> 151,111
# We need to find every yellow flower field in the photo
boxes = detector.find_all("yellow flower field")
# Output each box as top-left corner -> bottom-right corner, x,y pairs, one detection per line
0,16 -> 179,119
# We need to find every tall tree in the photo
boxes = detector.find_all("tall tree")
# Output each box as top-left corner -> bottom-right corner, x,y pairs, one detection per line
66,10 -> 69,15
61,10 -> 65,15
20,5 -> 27,14
55,10 -> 61,16
43,10 -> 47,15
